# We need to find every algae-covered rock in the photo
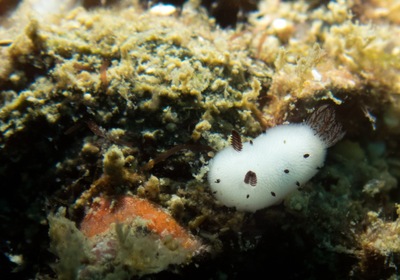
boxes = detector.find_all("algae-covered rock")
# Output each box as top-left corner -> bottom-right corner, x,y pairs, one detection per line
0,0 -> 399,279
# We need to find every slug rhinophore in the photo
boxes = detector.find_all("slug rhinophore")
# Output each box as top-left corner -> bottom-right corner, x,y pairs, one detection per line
207,105 -> 345,212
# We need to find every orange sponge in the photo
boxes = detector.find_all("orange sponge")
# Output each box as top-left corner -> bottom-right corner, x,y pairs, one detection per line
80,195 -> 198,249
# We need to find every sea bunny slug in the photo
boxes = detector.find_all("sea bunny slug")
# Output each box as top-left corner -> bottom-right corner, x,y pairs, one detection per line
208,105 -> 345,212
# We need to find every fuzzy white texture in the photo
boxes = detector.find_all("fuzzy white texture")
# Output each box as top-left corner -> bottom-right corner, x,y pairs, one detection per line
208,124 -> 327,212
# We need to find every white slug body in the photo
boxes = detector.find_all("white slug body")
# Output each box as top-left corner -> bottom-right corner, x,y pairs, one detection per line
208,123 -> 327,212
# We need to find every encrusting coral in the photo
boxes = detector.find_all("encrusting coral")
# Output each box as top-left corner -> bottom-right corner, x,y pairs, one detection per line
0,0 -> 400,279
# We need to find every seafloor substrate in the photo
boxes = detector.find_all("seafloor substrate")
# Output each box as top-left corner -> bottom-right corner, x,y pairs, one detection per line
1,0 -> 400,279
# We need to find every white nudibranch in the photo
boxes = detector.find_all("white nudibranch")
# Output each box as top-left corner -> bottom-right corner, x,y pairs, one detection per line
208,105 -> 345,212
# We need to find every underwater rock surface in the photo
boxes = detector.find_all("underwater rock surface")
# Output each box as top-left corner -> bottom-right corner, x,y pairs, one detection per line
1,0 -> 400,279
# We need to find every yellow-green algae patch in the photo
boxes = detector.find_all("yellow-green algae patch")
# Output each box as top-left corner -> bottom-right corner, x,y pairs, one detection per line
361,206 -> 400,256
1,2 -> 270,149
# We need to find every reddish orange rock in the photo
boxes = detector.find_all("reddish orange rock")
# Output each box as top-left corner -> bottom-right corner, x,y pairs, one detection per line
80,195 -> 198,249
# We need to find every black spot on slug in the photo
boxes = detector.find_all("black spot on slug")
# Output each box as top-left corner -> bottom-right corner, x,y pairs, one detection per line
250,140 -> 253,145
246,194 -> 250,199
215,179 -> 221,183
296,181 -> 300,187
271,191 -> 276,197
212,191 -> 217,194
284,169 -> 289,174
303,153 -> 310,158
244,171 -> 257,186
